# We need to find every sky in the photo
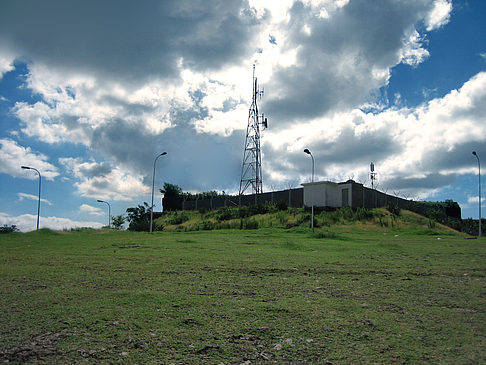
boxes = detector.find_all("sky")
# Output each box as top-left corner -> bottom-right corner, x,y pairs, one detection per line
0,0 -> 485,231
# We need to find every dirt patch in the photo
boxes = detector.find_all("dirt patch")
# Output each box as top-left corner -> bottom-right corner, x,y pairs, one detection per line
0,331 -> 66,363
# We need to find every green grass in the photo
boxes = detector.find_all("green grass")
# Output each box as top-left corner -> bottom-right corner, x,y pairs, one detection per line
1,224 -> 485,364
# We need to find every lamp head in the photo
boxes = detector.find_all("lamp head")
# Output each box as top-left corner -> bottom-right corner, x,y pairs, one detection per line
21,166 -> 31,170
97,199 -> 104,203
304,149 -> 311,155
472,151 -> 477,156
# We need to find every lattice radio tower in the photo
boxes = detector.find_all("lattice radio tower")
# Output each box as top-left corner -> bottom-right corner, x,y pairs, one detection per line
239,65 -> 268,195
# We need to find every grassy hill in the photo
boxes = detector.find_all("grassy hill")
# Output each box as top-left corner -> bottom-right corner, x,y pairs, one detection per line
1,211 -> 484,363
156,206 -> 463,236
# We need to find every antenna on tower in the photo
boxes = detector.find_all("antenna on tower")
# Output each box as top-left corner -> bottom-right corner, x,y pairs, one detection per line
239,64 -> 268,196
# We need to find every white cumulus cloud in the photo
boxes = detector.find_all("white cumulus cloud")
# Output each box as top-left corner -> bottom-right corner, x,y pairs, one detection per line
0,212 -> 103,232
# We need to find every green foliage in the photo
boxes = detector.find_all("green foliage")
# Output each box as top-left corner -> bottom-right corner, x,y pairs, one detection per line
160,183 -> 183,197
111,215 -> 125,230
0,224 -> 19,234
313,230 -> 338,239
167,211 -> 189,225
276,200 -> 288,211
198,207 -> 208,214
216,207 -> 239,222
183,190 -> 222,200
387,203 -> 401,217
355,206 -> 374,220
126,203 -> 151,231
68,227 -> 96,232
240,218 -> 259,229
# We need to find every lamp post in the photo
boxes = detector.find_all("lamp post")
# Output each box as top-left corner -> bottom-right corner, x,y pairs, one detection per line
21,166 -> 41,231
304,149 -> 315,232
97,200 -> 111,228
150,152 -> 167,233
472,151 -> 482,237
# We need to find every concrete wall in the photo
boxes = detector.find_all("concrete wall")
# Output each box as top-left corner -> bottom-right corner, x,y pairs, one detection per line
167,187 -> 304,211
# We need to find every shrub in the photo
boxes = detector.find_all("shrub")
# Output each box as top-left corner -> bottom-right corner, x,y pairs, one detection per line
168,211 -> 189,225
355,207 -> 374,220
216,207 -> 238,221
198,207 -> 208,215
238,206 -> 251,218
276,200 -> 288,211
248,204 -> 268,216
0,224 -> 19,233
313,231 -> 337,239
199,220 -> 216,230
276,211 -> 287,225
387,203 -> 401,217
264,201 -> 278,213
240,218 -> 259,230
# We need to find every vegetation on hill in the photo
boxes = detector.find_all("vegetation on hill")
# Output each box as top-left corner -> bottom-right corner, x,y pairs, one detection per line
154,203 -> 463,236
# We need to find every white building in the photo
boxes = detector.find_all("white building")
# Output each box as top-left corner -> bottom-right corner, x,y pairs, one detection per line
302,180 -> 355,208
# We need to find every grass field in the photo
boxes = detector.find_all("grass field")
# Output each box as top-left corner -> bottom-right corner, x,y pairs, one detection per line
1,215 -> 485,364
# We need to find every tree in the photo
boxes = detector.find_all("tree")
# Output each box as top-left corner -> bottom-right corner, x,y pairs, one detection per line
0,224 -> 19,234
160,183 -> 183,197
111,215 -> 125,230
126,203 -> 151,231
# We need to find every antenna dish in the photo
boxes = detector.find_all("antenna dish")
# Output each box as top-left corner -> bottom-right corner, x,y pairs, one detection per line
370,162 -> 374,172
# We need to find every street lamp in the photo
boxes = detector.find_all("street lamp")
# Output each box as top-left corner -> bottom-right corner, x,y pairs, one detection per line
304,149 -> 315,232
21,166 -> 41,231
97,200 -> 111,228
150,152 -> 167,233
472,151 -> 482,237
304,149 -> 314,183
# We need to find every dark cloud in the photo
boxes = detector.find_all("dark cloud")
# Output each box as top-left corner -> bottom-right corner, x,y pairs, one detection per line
263,122 -> 400,183
79,162 -> 113,178
90,116 -> 244,193
313,126 -> 399,164
264,0 -> 435,123
0,0 -> 260,85
385,172 -> 458,191
420,142 -> 483,172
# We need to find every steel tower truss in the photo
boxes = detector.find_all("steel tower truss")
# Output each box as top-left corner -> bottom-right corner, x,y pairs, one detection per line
239,65 -> 268,196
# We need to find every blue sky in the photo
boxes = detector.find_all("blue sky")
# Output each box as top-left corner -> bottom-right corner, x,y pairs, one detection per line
0,0 -> 485,231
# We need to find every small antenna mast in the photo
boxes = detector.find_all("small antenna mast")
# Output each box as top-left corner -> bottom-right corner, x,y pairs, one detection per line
370,162 -> 377,190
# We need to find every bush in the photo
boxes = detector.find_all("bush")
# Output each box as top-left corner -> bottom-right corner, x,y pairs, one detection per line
387,203 -> 401,217
276,200 -> 288,211
216,207 -> 238,221
297,213 -> 311,225
313,231 -> 337,239
168,211 -> 189,225
248,204 -> 268,216
355,207 -> 374,220
240,218 -> 259,229
0,224 -> 19,233
238,206 -> 251,218
276,211 -> 288,226
198,207 -> 208,215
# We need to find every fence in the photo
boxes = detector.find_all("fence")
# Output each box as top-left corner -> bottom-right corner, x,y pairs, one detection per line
163,182 -> 460,219
163,188 -> 303,211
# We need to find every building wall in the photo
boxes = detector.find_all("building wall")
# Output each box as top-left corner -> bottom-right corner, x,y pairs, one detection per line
303,181 -> 341,208
303,180 -> 411,210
